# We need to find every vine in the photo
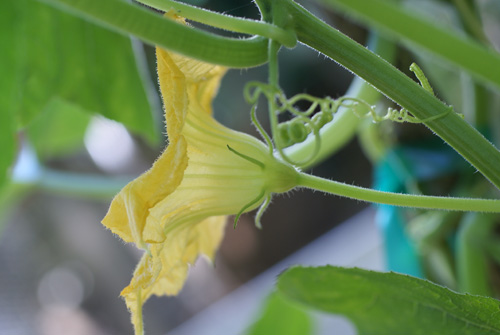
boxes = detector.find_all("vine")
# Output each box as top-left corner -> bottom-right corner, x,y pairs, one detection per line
244,63 -> 456,168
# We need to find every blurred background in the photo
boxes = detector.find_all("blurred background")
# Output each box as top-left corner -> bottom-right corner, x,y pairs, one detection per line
7,0 -> 495,333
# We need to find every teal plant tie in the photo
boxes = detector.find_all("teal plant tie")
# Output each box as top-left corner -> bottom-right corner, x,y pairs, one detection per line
374,155 -> 423,278
374,142 -> 468,277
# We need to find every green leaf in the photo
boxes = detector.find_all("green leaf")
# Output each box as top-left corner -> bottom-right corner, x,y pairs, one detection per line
247,292 -> 312,335
2,0 -> 158,144
278,266 -> 500,335
26,98 -> 91,159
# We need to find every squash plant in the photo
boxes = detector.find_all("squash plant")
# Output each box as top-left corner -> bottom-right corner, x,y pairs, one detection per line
3,0 -> 500,333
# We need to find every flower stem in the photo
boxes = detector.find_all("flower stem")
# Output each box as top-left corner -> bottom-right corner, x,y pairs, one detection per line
297,172 -> 500,213
135,0 -> 297,48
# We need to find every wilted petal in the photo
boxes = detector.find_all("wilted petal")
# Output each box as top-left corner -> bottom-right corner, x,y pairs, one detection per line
121,215 -> 226,333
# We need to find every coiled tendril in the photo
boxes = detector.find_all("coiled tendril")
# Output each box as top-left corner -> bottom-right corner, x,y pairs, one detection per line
243,63 -> 455,168
244,81 -> 342,167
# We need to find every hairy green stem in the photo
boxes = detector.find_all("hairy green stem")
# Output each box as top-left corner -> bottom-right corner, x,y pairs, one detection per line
286,1 -> 500,190
297,173 -> 500,213
135,0 -> 296,47
39,0 -> 269,67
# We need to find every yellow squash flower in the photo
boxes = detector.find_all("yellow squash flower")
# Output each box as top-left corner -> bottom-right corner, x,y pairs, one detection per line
101,20 -> 298,333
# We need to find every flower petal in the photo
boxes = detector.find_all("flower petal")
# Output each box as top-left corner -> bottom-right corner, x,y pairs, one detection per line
140,48 -> 271,244
157,45 -> 227,137
121,215 -> 226,332
101,137 -> 187,246
101,28 -> 226,247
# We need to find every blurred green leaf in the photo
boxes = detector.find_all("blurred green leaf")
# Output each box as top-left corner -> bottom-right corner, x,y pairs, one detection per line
320,0 -> 500,89
247,292 -> 312,335
403,0 -> 476,123
0,3 -> 18,189
0,112 -> 15,190
278,266 -> 500,335
27,98 -> 91,159
2,0 -> 158,144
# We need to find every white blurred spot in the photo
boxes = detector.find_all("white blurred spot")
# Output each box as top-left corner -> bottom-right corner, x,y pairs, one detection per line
37,305 -> 105,335
37,267 -> 85,309
12,143 -> 40,183
84,117 -> 136,173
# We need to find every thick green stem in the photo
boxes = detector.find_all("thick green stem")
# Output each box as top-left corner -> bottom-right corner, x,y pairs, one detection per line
135,0 -> 296,47
286,1 -> 500,190
297,172 -> 500,213
39,0 -> 269,67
